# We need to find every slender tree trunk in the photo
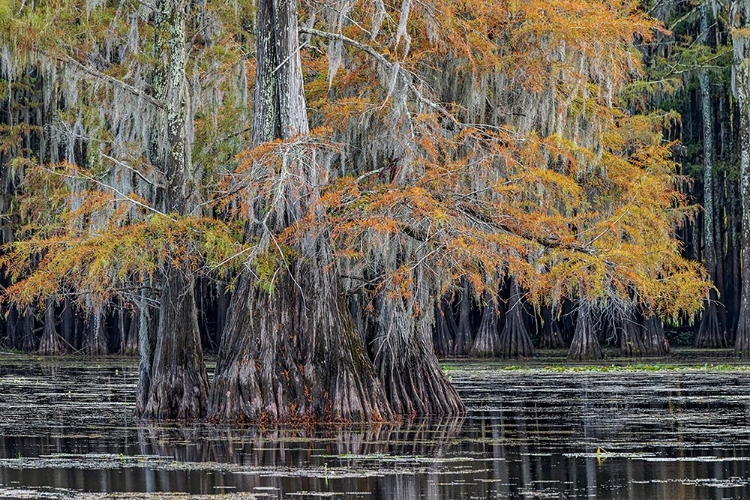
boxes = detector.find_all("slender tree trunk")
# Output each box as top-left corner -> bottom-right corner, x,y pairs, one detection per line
694,3 -> 725,348
60,298 -> 75,350
731,0 -> 750,355
452,278 -> 474,355
209,0 -> 393,422
38,299 -> 63,355
85,304 -> 109,355
20,306 -> 37,352
568,299 -> 603,361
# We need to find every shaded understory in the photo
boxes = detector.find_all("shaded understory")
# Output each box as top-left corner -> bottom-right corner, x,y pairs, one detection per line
2,352 -> 750,499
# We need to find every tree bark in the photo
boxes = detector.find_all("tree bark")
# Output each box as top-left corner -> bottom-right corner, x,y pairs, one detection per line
433,298 -> 456,356
694,3 -> 725,348
137,0 -> 209,419
617,307 -> 648,358
642,315 -> 669,356
38,299 -> 64,355
470,293 -> 502,357
452,278 -> 474,355
497,278 -> 535,358
368,292 -> 464,416
731,0 -> 750,355
209,0 -> 394,422
568,299 -> 603,361
141,268 -> 209,419
539,304 -> 565,349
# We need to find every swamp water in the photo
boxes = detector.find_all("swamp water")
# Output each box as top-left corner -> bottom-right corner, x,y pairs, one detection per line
0,356 -> 750,498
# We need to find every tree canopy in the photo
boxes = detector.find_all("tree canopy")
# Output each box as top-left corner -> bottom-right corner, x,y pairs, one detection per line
0,0 -> 716,420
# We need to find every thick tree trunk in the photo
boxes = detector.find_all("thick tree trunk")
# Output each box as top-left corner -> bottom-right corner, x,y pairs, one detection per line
137,0 -> 209,419
209,0 -> 393,422
369,293 -> 464,416
141,269 -> 209,419
470,293 -> 501,357
38,299 -> 64,355
642,315 -> 669,356
497,279 -> 535,358
568,300 -> 603,360
617,308 -> 648,358
210,260 -> 392,423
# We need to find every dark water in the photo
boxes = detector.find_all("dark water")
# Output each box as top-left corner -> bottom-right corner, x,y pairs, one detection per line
1,356 -> 750,498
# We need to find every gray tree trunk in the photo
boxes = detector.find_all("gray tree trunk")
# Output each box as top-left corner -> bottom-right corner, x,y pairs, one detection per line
137,0 -> 209,419
694,3 -> 726,348
731,0 -> 750,355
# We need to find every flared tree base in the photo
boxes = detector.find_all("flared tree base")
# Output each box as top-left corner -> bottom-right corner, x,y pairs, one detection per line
209,262 -> 393,424
568,301 -> 602,361
138,270 -> 209,420
371,295 -> 464,416
694,301 -> 727,348
470,296 -> 501,357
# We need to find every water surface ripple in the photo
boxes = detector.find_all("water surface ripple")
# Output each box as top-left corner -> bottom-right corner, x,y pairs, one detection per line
1,356 -> 750,498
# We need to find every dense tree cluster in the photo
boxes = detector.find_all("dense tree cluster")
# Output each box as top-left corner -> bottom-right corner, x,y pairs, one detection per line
0,0 -> 733,421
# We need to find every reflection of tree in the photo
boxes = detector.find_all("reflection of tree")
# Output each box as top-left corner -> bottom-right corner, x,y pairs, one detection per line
132,417 -> 465,497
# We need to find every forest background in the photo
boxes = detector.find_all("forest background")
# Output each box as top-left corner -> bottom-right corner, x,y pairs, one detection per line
0,0 -> 746,422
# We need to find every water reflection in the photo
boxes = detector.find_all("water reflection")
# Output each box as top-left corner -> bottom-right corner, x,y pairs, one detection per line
2,356 -> 750,498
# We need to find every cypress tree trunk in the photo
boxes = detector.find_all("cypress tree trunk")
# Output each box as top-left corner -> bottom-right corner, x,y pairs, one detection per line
137,0 -> 208,419
433,298 -> 457,356
85,304 -> 109,355
124,310 -> 139,355
694,3 -> 725,348
497,278 -> 535,358
731,0 -> 750,355
452,278 -> 474,355
142,268 -> 208,419
209,0 -> 393,423
38,299 -> 64,355
568,300 -> 603,361
60,298 -> 76,351
470,293 -> 501,357
642,315 -> 669,356
539,304 -> 565,349
368,290 -> 464,416
617,307 -> 648,358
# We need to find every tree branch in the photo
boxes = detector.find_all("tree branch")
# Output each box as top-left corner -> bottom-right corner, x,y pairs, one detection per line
58,55 -> 165,110
299,26 -> 457,123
